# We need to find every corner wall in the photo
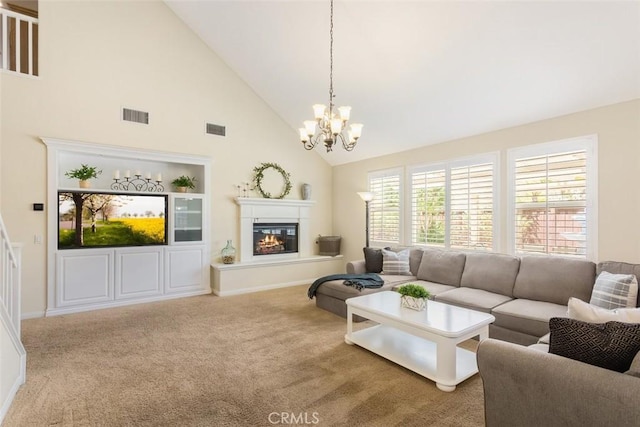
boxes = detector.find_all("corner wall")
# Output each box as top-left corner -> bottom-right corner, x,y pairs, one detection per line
0,1 -> 333,316
333,99 -> 640,265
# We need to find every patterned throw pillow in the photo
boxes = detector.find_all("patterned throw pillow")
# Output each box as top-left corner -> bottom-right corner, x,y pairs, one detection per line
590,271 -> 638,309
381,248 -> 411,275
549,317 -> 640,372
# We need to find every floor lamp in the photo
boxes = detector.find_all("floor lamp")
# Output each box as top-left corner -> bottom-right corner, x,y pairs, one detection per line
357,192 -> 374,248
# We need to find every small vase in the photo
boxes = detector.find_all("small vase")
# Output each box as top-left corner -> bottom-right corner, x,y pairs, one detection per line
176,186 -> 188,193
79,180 -> 90,189
401,295 -> 427,311
301,183 -> 311,200
221,240 -> 236,264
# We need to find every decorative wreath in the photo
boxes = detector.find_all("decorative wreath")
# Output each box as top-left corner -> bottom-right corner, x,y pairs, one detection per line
252,162 -> 292,199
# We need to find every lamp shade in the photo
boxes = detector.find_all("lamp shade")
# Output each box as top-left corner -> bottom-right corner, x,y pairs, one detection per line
357,191 -> 374,202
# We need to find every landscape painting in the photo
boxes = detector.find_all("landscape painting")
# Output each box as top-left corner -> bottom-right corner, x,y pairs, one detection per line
58,192 -> 168,249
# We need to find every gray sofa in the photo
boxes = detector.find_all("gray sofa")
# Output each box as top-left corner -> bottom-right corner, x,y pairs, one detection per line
476,338 -> 640,427
314,247 -> 605,345
474,259 -> 640,426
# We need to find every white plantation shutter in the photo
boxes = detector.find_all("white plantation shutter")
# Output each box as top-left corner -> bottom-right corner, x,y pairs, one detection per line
409,154 -> 497,250
368,169 -> 401,245
450,163 -> 494,250
410,169 -> 445,246
509,136 -> 597,259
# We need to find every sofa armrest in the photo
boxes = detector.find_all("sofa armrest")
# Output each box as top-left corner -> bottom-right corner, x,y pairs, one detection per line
477,338 -> 640,427
346,260 -> 366,274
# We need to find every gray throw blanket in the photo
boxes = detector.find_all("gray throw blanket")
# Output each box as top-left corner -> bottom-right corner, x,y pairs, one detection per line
307,273 -> 384,299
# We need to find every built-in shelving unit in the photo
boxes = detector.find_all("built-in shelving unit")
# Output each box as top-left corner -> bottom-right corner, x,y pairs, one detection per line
42,137 -> 211,316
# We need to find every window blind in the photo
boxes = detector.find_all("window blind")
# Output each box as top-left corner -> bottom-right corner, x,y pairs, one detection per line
368,172 -> 401,244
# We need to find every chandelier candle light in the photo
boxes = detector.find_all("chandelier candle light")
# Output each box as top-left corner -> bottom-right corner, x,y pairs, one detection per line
300,0 -> 363,152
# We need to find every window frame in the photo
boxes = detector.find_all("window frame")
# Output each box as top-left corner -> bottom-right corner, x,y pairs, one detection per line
406,152 -> 500,252
507,135 -> 598,260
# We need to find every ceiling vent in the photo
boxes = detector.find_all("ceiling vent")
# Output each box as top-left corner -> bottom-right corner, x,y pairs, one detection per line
122,108 -> 149,125
206,122 -> 226,137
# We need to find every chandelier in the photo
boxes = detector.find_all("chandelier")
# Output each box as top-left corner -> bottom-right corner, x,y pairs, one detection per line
299,0 -> 363,152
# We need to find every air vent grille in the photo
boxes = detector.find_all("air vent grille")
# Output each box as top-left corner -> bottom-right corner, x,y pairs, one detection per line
122,108 -> 149,125
206,123 -> 226,136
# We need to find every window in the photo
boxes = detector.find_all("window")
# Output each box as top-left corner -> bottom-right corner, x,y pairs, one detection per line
508,136 -> 597,259
408,154 -> 498,251
368,169 -> 402,246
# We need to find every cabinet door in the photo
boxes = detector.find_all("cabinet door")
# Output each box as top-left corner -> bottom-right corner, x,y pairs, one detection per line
171,195 -> 204,244
115,247 -> 163,299
56,249 -> 114,307
165,246 -> 205,293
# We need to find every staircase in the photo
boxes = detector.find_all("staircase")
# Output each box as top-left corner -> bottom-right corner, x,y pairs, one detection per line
0,213 -> 25,425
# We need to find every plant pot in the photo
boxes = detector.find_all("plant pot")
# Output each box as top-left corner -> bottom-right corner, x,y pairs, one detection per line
176,186 -> 188,193
401,295 -> 427,311
79,180 -> 90,189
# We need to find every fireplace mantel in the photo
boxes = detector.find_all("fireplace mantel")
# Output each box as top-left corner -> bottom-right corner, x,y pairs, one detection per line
235,197 -> 316,263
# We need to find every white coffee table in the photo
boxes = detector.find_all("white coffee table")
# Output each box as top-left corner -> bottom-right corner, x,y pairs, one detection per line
345,291 -> 495,392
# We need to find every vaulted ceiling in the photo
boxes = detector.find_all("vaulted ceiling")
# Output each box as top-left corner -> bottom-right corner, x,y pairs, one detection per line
165,1 -> 640,166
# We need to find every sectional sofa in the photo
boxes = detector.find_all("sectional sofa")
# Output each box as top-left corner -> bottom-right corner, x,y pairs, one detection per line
313,247 -> 630,345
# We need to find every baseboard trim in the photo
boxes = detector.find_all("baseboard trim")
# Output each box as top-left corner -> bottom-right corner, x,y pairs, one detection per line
22,311 -> 46,319
45,289 -> 211,317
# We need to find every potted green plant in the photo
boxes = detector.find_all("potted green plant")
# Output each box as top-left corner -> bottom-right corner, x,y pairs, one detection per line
397,283 -> 431,311
65,164 -> 102,188
171,175 -> 196,193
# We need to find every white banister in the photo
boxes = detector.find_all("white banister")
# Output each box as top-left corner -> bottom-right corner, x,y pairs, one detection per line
0,212 -> 25,427
0,213 -> 21,332
0,6 -> 38,76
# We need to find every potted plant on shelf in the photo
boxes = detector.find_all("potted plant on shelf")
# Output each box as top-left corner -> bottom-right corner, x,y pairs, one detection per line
397,283 -> 431,311
171,175 -> 196,193
65,164 -> 102,188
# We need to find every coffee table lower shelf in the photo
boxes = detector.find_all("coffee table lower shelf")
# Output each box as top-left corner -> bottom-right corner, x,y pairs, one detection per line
345,324 -> 478,390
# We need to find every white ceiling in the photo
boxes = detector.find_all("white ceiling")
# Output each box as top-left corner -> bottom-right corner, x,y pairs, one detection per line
165,1 -> 640,166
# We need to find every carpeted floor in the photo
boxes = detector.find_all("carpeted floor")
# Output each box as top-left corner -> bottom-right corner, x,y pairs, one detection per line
4,285 -> 485,426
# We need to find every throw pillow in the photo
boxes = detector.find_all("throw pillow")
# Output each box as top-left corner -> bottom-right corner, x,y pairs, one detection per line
589,271 -> 638,309
548,317 -> 640,373
363,247 -> 384,273
381,248 -> 411,275
568,297 -> 640,324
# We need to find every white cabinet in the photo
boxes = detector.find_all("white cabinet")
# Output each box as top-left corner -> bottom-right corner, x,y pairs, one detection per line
43,138 -> 211,316
115,247 -> 164,299
166,246 -> 206,293
56,249 -> 114,307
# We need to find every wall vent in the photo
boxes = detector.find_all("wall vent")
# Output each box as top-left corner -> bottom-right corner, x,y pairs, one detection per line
206,123 -> 226,137
122,108 -> 149,125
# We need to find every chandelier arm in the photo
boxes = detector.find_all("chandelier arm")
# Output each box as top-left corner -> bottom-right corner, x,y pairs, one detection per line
337,132 -> 357,152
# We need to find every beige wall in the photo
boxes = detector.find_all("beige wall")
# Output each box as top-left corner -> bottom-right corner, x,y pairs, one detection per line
0,1 -> 333,316
333,99 -> 640,265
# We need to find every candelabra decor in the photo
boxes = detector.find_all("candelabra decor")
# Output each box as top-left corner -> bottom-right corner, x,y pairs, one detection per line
111,170 -> 164,192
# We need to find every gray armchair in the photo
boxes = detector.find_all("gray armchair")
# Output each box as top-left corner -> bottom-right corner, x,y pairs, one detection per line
476,338 -> 640,427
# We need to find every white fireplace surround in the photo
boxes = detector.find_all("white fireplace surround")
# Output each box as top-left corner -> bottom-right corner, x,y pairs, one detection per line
236,198 -> 316,263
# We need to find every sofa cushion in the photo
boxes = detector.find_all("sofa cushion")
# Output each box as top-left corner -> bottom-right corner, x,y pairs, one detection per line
417,249 -> 466,286
459,252 -> 520,297
590,271 -> 638,309
391,280 -> 456,297
513,256 -> 596,305
381,248 -> 411,275
549,317 -> 640,373
409,249 -> 424,276
626,352 -> 640,378
435,287 -> 512,313
568,297 -> 640,323
597,261 -> 640,306
528,343 -> 549,353
491,298 -> 569,338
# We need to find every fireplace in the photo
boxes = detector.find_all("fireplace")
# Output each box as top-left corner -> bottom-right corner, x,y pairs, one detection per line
253,223 -> 298,256
236,198 -> 315,263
